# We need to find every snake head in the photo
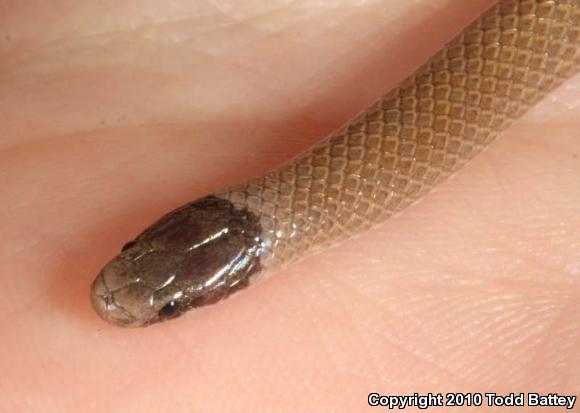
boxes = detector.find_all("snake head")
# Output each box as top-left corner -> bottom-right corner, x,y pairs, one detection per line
90,196 -> 263,327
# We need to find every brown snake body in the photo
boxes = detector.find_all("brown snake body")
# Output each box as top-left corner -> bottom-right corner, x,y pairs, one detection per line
91,0 -> 580,327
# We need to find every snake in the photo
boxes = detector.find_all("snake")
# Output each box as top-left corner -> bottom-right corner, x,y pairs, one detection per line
90,0 -> 580,327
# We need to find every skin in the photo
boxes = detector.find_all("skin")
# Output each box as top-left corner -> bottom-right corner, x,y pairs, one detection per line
0,0 -> 579,411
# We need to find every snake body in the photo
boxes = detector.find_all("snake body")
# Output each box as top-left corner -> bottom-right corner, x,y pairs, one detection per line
91,0 -> 580,327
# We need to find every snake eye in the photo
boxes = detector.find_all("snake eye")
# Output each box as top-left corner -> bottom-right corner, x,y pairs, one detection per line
158,301 -> 181,320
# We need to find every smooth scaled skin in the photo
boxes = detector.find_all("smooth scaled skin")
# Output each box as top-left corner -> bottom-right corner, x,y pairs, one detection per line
0,0 -> 578,412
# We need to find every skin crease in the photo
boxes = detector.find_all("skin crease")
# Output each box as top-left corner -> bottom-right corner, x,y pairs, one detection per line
0,0 -> 579,411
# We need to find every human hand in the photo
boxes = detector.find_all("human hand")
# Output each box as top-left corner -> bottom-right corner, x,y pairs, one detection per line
1,0 -> 578,411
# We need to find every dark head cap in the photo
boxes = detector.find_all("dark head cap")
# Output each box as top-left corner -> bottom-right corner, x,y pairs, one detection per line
90,196 -> 263,327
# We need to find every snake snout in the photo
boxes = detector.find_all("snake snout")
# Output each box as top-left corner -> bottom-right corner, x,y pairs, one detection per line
90,262 -> 158,327
90,271 -> 139,327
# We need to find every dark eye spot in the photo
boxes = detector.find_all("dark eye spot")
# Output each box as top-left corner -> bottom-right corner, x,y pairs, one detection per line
121,240 -> 136,252
158,301 -> 181,320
